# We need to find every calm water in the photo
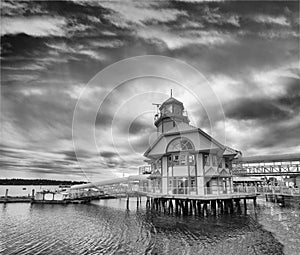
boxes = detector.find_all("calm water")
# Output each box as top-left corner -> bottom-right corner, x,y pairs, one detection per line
0,197 -> 299,255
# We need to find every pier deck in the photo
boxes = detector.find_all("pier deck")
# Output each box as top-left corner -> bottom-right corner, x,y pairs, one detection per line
143,192 -> 257,200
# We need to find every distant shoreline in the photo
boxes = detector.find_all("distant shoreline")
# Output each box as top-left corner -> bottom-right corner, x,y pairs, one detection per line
0,179 -> 87,186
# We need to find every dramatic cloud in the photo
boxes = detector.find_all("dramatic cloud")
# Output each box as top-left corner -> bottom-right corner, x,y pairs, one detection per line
136,28 -> 237,49
99,1 -> 188,27
253,15 -> 290,26
1,16 -> 67,37
1,0 -> 299,181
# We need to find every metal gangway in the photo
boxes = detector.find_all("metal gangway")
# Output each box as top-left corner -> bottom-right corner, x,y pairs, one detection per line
69,175 -> 150,199
232,153 -> 300,176
234,185 -> 300,196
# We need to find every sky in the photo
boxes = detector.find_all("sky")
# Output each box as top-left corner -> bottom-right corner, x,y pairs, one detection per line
1,0 -> 299,181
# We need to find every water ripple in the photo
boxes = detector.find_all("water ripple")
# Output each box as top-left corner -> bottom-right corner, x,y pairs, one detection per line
1,198 -> 297,254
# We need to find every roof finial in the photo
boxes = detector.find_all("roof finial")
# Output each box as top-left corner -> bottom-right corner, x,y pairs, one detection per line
170,89 -> 173,98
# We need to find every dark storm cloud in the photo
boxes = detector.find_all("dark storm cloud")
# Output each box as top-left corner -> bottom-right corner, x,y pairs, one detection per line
251,119 -> 300,150
225,77 -> 300,121
62,150 -> 93,161
100,151 -> 119,159
1,0 -> 299,179
225,98 -> 290,121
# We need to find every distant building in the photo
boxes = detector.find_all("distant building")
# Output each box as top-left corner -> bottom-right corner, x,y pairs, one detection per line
142,95 -> 240,196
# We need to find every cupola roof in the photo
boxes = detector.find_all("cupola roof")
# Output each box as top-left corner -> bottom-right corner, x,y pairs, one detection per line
159,96 -> 183,110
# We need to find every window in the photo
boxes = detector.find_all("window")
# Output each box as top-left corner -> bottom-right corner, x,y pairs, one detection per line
173,154 -> 179,165
188,155 -> 195,165
225,158 -> 231,168
165,104 -> 172,114
190,177 -> 196,192
167,138 -> 194,152
212,155 -> 217,166
173,105 -> 182,115
218,157 -> 223,168
151,163 -> 155,172
168,156 -> 172,165
203,154 -> 209,167
179,154 -> 186,165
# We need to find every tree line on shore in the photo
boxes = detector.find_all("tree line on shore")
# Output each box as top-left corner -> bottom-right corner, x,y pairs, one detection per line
0,178 -> 87,186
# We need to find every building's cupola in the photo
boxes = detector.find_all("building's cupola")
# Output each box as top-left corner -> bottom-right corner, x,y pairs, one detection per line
154,92 -> 189,134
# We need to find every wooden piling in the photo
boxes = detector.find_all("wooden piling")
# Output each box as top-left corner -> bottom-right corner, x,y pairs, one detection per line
201,201 -> 205,215
31,189 -> 35,201
235,199 -> 241,214
180,200 -> 184,215
218,200 -> 224,214
197,201 -> 201,215
146,197 -> 150,208
229,199 -> 234,214
183,199 -> 187,216
224,200 -> 229,214
211,200 -> 217,216
178,200 -> 183,215
189,200 -> 193,215
203,202 -> 208,216
169,199 -> 173,214
126,195 -> 129,210
162,199 -> 167,213
244,198 -> 247,214
192,200 -> 197,215
177,200 -> 181,215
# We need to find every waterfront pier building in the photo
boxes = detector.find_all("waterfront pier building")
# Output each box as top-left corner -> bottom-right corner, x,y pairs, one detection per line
142,96 -> 240,197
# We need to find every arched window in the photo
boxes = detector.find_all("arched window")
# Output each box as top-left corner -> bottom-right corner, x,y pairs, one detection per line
166,137 -> 194,152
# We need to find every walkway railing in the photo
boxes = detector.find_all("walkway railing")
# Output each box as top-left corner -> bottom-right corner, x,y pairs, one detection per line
69,183 -> 300,200
234,186 -> 300,195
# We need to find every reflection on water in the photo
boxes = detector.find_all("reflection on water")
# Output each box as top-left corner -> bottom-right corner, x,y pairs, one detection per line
254,198 -> 300,255
0,197 -> 298,255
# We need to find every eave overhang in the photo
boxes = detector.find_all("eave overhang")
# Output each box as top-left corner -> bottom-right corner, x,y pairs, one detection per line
144,128 -> 227,158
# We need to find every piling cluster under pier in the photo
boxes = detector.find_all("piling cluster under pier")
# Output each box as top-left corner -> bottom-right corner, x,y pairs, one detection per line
144,196 -> 257,216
